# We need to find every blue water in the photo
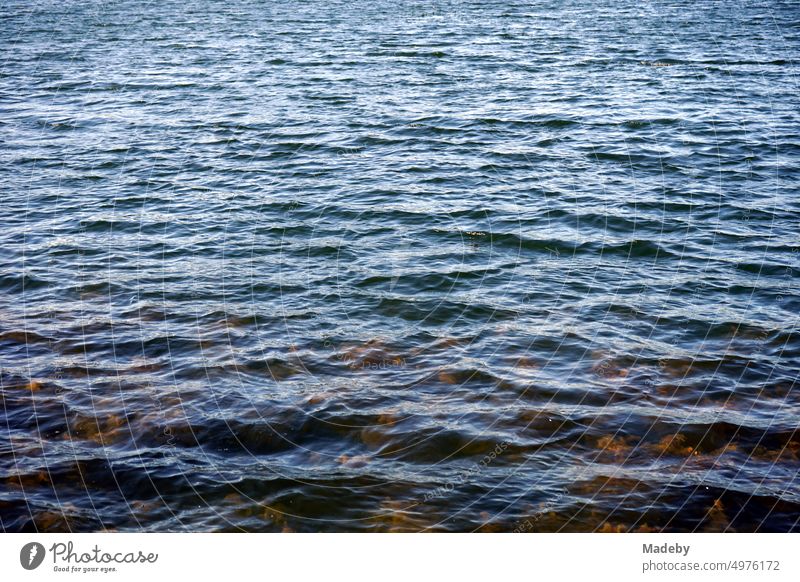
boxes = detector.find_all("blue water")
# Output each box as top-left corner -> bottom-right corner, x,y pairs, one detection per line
1,0 -> 799,532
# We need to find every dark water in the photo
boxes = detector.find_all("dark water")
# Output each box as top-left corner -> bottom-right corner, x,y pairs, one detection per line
1,0 -> 799,533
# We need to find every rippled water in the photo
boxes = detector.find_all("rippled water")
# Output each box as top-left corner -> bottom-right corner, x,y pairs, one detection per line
1,0 -> 799,532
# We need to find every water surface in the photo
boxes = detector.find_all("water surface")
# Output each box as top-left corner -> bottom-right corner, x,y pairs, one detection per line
1,0 -> 799,532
